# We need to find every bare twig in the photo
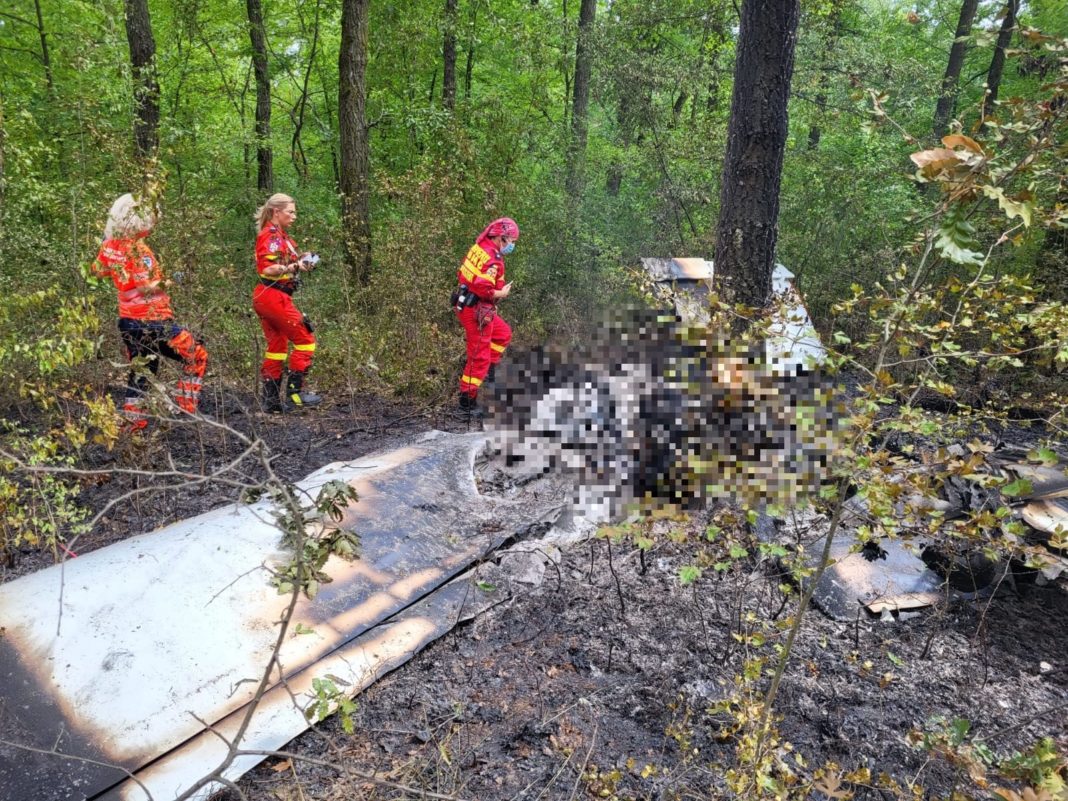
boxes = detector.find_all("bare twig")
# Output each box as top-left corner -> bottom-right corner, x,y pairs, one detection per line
0,739 -> 156,801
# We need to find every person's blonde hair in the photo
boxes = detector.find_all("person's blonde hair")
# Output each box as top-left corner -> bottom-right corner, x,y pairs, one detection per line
104,193 -> 158,239
254,193 -> 295,229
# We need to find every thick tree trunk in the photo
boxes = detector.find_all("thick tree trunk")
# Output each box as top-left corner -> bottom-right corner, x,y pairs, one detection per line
933,0 -> 979,139
712,0 -> 800,310
246,0 -> 273,191
339,0 -> 372,286
982,0 -> 1018,117
123,0 -> 160,160
443,0 -> 458,110
565,0 -> 596,200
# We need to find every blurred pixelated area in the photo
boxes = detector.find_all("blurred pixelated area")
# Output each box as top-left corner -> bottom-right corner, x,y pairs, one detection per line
487,260 -> 841,514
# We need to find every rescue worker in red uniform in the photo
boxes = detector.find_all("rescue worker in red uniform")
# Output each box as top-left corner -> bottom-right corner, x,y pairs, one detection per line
252,193 -> 322,413
453,217 -> 519,416
91,193 -> 208,432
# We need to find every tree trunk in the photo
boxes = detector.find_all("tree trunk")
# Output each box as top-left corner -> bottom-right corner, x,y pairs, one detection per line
672,90 -> 688,125
339,0 -> 372,286
464,47 -> 474,100
1035,187 -> 1068,302
565,0 -> 596,200
463,1 -> 478,101
982,0 -> 1018,117
0,93 -> 6,240
32,0 -> 55,92
123,0 -> 160,160
246,0 -> 273,191
807,4 -> 844,150
933,0 -> 979,139
712,0 -> 800,310
443,0 -> 458,110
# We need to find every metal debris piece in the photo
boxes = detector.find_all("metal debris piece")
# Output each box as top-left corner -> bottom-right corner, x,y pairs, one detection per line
639,257 -> 825,374
808,531 -> 944,621
110,574 -> 499,801
0,432 -> 564,801
1021,498 -> 1068,540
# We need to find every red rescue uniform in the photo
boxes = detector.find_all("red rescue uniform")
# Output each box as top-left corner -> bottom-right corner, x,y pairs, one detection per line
456,235 -> 512,397
93,238 -> 174,321
252,223 -> 316,381
92,237 -> 207,426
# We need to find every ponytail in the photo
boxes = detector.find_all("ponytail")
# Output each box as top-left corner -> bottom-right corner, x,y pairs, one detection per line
254,193 -> 295,229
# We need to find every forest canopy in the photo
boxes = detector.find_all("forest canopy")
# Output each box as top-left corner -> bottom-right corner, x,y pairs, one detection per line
0,0 -> 1064,403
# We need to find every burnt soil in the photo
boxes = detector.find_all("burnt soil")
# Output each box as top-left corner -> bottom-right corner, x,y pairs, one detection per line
3,389 -> 1067,801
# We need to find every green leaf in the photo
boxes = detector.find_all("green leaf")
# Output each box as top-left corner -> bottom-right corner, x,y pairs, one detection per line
678,565 -> 702,585
1027,447 -> 1058,467
949,718 -> 971,746
887,651 -> 904,667
980,185 -> 1033,227
475,580 -> 496,592
935,216 -> 985,266
1001,478 -> 1034,497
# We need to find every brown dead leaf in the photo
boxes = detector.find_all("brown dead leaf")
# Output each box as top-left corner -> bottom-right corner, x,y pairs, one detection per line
910,148 -> 959,169
271,758 -> 293,773
942,134 -> 985,154
813,770 -> 854,800
993,787 -> 1054,801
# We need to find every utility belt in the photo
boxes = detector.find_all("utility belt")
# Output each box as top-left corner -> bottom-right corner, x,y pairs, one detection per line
259,277 -> 298,295
450,284 -> 481,313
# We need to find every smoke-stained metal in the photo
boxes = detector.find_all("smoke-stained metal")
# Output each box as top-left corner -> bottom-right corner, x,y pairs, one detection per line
639,258 -> 824,374
0,432 -> 566,801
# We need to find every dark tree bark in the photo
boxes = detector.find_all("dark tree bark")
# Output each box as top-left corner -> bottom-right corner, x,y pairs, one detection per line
807,4 -> 844,150
123,0 -> 160,160
291,0 -> 322,181
672,90 -> 688,125
32,0 -> 54,92
982,0 -> 1018,117
565,0 -> 596,199
1035,188 -> 1068,301
712,0 -> 800,310
462,0 -> 479,100
339,0 -> 371,285
933,0 -> 979,139
0,93 -> 6,240
246,0 -> 273,191
464,47 -> 474,100
443,0 -> 458,110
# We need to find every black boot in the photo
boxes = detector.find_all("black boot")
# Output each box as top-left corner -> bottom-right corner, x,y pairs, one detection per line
285,371 -> 322,410
261,378 -> 283,413
457,392 -> 484,419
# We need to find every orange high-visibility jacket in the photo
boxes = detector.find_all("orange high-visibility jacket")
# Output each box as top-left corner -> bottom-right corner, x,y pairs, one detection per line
92,238 -> 174,321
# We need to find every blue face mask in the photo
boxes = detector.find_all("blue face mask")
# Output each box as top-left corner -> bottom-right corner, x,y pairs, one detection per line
500,241 -> 515,256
